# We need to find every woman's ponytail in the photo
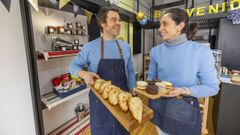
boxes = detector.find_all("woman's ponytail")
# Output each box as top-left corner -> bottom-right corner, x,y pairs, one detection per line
187,22 -> 198,40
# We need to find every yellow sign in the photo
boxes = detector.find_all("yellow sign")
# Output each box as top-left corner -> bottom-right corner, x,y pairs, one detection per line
154,10 -> 161,19
186,0 -> 240,17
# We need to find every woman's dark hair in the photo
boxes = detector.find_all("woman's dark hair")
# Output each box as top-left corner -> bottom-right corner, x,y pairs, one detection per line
96,6 -> 119,32
164,8 -> 198,40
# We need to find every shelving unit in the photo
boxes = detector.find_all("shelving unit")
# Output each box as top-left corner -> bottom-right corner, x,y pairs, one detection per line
44,33 -> 88,51
144,55 -> 150,80
45,33 -> 89,37
41,87 -> 90,110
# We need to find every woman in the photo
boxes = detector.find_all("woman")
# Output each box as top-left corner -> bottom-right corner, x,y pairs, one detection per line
147,8 -> 219,135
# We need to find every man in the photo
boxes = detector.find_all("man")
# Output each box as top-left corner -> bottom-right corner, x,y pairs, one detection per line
69,6 -> 136,135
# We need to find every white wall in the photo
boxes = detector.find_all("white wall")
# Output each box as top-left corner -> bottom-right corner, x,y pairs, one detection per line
31,6 -> 89,134
0,1 -> 36,135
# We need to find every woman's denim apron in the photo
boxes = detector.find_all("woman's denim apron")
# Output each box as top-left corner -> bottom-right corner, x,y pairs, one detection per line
150,96 -> 202,135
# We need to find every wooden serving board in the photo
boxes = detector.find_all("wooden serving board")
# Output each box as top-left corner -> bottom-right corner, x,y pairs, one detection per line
133,88 -> 171,99
90,86 -> 153,132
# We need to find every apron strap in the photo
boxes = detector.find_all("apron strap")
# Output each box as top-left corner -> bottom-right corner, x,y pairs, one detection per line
115,40 -> 123,59
100,37 -> 123,59
101,37 -> 104,59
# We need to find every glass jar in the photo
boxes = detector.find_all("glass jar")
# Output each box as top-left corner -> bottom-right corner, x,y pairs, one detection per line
212,49 -> 222,76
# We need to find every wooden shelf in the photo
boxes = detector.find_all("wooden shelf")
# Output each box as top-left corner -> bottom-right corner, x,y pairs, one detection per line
45,33 -> 89,37
41,87 -> 90,110
36,50 -> 80,61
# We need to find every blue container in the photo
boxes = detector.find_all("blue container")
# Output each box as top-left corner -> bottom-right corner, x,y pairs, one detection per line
54,83 -> 87,98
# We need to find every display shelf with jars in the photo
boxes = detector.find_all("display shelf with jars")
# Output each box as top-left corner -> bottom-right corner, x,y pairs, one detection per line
46,22 -> 88,36
44,22 -> 89,52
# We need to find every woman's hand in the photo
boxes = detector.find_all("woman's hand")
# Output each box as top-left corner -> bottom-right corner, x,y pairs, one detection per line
78,71 -> 100,85
163,87 -> 187,98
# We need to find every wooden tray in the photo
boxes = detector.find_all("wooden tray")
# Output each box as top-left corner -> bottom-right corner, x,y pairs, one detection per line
90,86 -> 153,132
133,87 -> 171,99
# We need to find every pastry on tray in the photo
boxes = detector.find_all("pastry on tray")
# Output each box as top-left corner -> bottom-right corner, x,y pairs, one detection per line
118,91 -> 132,112
102,85 -> 117,99
99,81 -> 111,94
93,78 -> 145,123
137,81 -> 148,90
147,79 -> 161,85
128,97 -> 143,123
93,79 -> 105,91
108,87 -> 121,105
146,80 -> 155,85
146,85 -> 158,95
155,81 -> 173,92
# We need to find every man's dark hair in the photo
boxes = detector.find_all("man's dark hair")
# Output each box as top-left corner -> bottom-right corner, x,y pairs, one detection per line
96,6 -> 119,32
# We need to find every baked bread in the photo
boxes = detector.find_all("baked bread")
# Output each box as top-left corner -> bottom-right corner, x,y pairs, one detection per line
102,85 -> 117,99
108,87 -> 120,105
93,79 -> 105,91
118,91 -> 131,112
128,97 -> 143,123
99,81 -> 111,94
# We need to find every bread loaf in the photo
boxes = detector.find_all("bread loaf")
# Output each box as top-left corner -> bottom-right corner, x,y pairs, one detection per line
93,79 -> 105,91
102,85 -> 117,99
118,91 -> 131,112
93,78 -> 144,123
99,81 -> 111,94
108,87 -> 120,105
128,97 -> 143,123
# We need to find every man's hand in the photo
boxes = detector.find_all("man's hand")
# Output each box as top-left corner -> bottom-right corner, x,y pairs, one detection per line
78,71 -> 100,85
129,90 -> 137,97
163,87 -> 187,98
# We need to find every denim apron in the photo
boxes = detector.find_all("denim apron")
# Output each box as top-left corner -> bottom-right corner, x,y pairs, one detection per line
150,96 -> 201,135
89,37 -> 129,135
